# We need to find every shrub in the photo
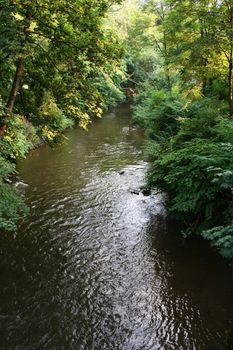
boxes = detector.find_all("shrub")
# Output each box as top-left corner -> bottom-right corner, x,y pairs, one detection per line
171,98 -> 224,148
138,98 -> 233,258
0,115 -> 39,159
202,224 -> 233,259
38,92 -> 74,141
0,157 -> 28,231
133,88 -> 186,140
95,68 -> 126,110
0,115 -> 38,231
148,140 -> 233,230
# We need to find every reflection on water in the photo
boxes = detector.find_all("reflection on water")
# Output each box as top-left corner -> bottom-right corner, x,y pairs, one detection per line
0,104 -> 232,350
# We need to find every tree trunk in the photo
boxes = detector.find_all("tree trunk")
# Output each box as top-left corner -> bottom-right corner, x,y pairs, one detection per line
0,12 -> 31,138
6,10 -> 31,114
165,63 -> 171,91
229,3 -> 233,117
0,123 -> 7,138
163,35 -> 171,91
229,57 -> 233,117
6,56 -> 24,114
0,56 -> 24,137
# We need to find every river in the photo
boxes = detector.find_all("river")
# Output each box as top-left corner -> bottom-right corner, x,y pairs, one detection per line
0,104 -> 233,350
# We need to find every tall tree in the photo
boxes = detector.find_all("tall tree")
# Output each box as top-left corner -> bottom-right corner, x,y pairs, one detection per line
0,0 -> 122,131
165,0 -> 233,114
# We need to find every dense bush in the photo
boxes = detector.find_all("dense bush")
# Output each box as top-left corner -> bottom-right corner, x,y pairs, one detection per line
148,140 -> 233,229
0,115 -> 39,230
133,88 -> 186,140
0,116 -> 39,159
95,66 -> 126,110
0,157 -> 28,231
202,224 -> 233,259
134,89 -> 233,259
37,92 -> 74,142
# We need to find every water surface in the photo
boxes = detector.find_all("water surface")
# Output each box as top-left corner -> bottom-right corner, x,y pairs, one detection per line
0,104 -> 233,350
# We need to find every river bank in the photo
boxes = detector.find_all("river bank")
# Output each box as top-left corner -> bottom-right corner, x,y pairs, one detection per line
0,105 -> 233,350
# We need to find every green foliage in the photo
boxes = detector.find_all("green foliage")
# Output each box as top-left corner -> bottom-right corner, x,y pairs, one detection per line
0,96 -> 4,115
0,0 -> 124,121
0,182 -> 29,231
141,95 -> 233,259
37,92 -> 74,142
133,88 -> 186,139
0,157 -> 28,231
138,91 -> 233,259
0,117 -> 36,230
202,224 -> 233,259
0,156 -> 14,179
0,0 -> 124,231
149,140 -> 233,223
95,67 -> 126,110
0,116 -> 39,159
123,0 -> 233,260
171,98 -> 227,147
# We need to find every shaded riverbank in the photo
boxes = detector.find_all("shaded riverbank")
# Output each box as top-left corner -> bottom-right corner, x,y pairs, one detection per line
0,104 -> 233,349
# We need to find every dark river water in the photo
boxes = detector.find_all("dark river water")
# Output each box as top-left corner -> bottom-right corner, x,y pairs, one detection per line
0,104 -> 233,350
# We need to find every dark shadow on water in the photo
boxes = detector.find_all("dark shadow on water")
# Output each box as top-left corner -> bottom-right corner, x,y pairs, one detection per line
0,105 -> 232,350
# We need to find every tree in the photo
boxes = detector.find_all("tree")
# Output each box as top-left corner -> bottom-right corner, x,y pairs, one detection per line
165,0 -> 233,115
0,0 -> 122,132
0,0 -> 124,230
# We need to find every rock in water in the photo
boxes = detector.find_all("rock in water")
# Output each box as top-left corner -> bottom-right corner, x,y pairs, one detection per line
129,188 -> 140,195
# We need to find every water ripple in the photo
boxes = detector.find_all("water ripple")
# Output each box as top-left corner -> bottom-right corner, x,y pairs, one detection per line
0,105 -> 233,350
